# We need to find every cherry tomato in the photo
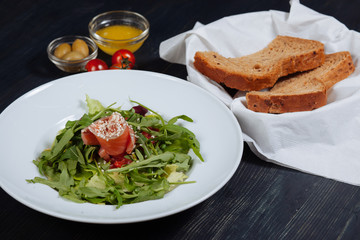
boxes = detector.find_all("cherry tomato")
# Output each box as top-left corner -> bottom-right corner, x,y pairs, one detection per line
111,49 -> 135,69
85,59 -> 108,71
141,131 -> 152,139
111,157 -> 132,168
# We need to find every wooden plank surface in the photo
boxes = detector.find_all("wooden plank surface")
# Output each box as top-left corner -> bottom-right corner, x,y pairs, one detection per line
1,0 -> 360,239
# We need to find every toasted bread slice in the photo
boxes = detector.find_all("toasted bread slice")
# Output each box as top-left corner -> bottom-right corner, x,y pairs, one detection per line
246,51 -> 355,113
314,51 -> 355,90
194,36 -> 325,91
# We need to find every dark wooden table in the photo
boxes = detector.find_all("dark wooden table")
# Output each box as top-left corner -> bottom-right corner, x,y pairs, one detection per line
1,0 -> 360,239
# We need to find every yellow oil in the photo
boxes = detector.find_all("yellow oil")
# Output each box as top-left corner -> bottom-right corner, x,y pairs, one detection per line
96,25 -> 145,55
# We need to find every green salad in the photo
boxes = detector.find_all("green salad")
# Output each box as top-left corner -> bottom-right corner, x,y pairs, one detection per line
27,96 -> 203,208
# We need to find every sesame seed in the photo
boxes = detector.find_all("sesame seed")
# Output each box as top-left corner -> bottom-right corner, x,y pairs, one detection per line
88,112 -> 127,141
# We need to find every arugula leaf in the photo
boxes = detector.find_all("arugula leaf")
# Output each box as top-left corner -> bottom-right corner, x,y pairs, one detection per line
130,100 -> 165,126
59,161 -> 74,188
168,115 -> 193,125
51,128 -> 74,158
163,124 -> 203,162
27,177 -> 68,191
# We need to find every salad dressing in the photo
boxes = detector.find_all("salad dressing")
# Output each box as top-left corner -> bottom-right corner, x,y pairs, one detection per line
96,25 -> 144,55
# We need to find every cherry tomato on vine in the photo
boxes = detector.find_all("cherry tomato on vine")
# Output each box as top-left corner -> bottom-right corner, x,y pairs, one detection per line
111,49 -> 135,69
85,59 -> 108,71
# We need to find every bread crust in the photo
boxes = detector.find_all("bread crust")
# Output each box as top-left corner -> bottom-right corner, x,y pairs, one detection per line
317,52 -> 355,90
193,36 -> 325,91
246,89 -> 327,113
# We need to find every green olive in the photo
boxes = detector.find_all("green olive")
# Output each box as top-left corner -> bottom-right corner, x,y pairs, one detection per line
72,39 -> 89,57
54,43 -> 71,59
61,51 -> 85,61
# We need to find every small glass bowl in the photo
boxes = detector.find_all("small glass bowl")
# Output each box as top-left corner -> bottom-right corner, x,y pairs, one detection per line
47,35 -> 98,73
88,10 -> 150,55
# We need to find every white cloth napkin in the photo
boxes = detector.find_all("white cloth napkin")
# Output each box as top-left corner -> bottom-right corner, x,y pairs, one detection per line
159,0 -> 360,186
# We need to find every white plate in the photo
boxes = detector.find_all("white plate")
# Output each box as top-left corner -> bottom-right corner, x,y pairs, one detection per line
0,70 -> 243,223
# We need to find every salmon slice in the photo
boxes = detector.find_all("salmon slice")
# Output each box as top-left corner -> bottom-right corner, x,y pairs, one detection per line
126,125 -> 136,154
98,147 -> 110,160
81,128 -> 99,145
81,112 -> 136,157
